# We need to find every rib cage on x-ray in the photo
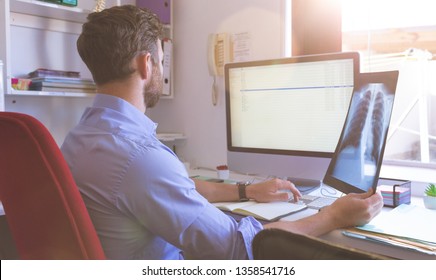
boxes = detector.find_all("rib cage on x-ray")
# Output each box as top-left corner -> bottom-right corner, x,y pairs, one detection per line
340,90 -> 372,149
339,85 -> 388,164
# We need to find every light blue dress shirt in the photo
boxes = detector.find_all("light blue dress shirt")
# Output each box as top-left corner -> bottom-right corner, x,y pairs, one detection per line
61,94 -> 263,260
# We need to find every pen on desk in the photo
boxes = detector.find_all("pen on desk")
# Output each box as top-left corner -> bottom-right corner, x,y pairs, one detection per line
342,231 -> 368,240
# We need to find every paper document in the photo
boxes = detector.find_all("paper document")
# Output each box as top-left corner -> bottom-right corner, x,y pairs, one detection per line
343,204 -> 436,255
357,204 -> 436,244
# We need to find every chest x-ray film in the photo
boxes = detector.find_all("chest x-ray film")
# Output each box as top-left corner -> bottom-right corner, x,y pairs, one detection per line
323,71 -> 399,194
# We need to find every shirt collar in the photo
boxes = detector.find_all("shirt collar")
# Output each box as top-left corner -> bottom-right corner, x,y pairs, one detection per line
91,93 -> 158,133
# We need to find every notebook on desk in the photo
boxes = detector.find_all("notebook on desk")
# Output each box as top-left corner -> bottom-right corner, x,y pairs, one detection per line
292,71 -> 400,209
213,200 -> 307,222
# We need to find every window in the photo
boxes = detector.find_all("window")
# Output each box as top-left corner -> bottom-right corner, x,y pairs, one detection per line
289,0 -> 436,167
342,0 -> 436,167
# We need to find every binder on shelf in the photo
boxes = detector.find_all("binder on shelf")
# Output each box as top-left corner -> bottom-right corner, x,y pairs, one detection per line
162,38 -> 172,97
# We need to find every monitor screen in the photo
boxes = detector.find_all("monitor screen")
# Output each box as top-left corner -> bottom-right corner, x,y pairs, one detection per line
225,52 -> 360,178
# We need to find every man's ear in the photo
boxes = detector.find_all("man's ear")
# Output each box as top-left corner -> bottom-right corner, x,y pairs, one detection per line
137,53 -> 152,80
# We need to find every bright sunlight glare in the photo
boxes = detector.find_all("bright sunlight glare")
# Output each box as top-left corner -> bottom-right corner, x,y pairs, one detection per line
342,0 -> 436,31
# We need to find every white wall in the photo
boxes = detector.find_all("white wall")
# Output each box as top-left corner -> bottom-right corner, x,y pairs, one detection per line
148,0 -> 286,169
3,0 -> 286,160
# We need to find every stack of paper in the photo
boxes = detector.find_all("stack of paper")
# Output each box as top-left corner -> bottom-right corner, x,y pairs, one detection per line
343,204 -> 436,255
378,184 -> 411,207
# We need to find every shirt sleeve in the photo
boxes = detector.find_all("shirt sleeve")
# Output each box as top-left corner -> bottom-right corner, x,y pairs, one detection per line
180,206 -> 264,259
119,143 -> 264,259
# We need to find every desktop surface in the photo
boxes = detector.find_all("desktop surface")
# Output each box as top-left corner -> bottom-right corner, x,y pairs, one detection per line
319,196 -> 435,260
189,167 -> 436,260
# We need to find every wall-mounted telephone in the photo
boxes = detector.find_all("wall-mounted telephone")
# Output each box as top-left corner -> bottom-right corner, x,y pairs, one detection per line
208,33 -> 232,105
208,33 -> 232,77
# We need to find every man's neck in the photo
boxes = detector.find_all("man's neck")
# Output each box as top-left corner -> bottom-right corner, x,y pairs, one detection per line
97,78 -> 146,113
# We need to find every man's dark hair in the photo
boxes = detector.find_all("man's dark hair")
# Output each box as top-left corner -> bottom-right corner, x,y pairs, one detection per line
77,5 -> 163,85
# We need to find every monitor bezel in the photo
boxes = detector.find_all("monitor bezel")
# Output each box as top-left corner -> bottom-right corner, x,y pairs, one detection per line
322,70 -> 400,194
225,52 -> 361,159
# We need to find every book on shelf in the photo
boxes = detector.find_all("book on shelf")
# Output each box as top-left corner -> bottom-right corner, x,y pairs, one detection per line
29,76 -> 94,83
11,78 -> 32,90
29,86 -> 97,94
213,200 -> 307,222
29,80 -> 96,90
28,68 -> 80,79
28,77 -> 96,92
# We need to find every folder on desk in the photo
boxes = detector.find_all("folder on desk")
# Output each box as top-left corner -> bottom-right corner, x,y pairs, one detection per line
343,204 -> 436,255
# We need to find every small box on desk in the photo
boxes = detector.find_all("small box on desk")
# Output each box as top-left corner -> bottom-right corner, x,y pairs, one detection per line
377,181 -> 411,207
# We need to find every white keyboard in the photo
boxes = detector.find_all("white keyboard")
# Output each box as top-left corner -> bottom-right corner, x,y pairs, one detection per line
300,194 -> 337,210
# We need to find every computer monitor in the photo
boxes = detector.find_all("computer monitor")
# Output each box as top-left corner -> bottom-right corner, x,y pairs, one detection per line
225,52 -> 360,179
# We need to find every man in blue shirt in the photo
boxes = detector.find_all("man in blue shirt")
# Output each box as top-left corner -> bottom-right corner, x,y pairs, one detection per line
61,5 -> 383,259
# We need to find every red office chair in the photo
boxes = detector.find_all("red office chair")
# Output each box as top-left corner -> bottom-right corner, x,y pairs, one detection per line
0,112 -> 105,259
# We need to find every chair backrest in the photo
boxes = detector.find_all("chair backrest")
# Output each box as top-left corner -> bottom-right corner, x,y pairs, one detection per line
252,228 -> 393,260
0,112 -> 105,259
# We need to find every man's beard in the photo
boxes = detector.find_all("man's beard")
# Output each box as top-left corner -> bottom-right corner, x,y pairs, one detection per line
143,62 -> 163,109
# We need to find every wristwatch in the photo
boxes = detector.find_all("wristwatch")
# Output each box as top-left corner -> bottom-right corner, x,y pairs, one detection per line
237,181 -> 251,202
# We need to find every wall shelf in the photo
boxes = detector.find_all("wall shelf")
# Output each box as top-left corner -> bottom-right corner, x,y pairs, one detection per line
6,89 -> 95,97
10,0 -> 90,23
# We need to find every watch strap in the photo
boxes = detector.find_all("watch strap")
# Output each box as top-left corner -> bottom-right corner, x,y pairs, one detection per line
237,181 -> 250,201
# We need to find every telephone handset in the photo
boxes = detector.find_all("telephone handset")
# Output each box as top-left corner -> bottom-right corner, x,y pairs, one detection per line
208,33 -> 231,76
208,33 -> 232,105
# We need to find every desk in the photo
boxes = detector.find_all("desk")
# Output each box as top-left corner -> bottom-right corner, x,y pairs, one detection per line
189,167 -> 436,260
